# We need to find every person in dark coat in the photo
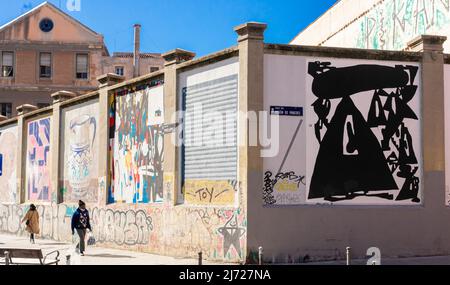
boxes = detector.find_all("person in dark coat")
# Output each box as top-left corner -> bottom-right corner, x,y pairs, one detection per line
71,200 -> 92,256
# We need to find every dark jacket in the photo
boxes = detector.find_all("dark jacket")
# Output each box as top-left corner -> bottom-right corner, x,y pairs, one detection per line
71,208 -> 92,233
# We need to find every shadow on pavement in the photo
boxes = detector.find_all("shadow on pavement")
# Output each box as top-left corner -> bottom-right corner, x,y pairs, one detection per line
83,254 -> 135,259
39,243 -> 70,246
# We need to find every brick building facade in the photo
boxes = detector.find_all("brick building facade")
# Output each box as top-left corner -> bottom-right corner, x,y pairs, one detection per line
0,2 -> 164,117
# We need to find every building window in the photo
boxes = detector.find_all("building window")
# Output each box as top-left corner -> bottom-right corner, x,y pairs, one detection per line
150,66 -> 159,73
39,52 -> 52,78
115,66 -> 124,76
0,103 -> 12,118
76,54 -> 88,79
37,103 -> 50,109
1,52 -> 14,78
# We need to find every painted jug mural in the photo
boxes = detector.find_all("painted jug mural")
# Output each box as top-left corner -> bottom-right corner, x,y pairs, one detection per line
62,100 -> 99,203
68,115 -> 97,199
26,117 -> 51,201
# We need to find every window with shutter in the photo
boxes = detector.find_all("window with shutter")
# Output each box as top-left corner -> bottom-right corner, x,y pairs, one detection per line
1,52 -> 14,77
40,53 -> 52,78
76,54 -> 88,79
0,103 -> 12,118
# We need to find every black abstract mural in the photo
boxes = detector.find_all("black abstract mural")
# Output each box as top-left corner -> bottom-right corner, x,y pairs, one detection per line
308,61 -> 421,203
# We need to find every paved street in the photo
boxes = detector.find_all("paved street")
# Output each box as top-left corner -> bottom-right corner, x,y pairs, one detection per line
2,234 -> 450,265
0,234 -> 234,265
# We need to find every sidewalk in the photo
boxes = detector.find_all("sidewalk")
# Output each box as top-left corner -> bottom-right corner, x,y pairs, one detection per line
2,233 -> 450,265
0,234 -> 234,265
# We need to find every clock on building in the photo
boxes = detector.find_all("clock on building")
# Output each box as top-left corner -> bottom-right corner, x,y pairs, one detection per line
39,18 -> 54,32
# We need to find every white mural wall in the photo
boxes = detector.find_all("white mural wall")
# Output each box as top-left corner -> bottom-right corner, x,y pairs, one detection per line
263,55 -> 307,205
444,64 -> 450,207
0,124 -> 18,203
264,54 -> 423,206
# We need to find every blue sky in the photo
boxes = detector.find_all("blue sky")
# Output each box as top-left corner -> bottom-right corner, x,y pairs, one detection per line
0,0 -> 337,56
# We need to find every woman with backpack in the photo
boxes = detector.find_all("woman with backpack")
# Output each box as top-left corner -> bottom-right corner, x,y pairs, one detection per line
21,204 -> 40,244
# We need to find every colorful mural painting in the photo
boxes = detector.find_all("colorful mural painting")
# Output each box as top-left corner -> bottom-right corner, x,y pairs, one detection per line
0,125 -> 18,203
61,100 -> 99,203
112,85 -> 164,204
26,117 -> 52,202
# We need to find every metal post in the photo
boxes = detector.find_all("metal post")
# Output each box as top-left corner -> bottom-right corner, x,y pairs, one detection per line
258,247 -> 264,265
5,251 -> 10,266
346,247 -> 351,266
198,252 -> 203,265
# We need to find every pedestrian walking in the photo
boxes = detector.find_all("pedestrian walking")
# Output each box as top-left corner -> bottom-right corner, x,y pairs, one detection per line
71,200 -> 92,256
21,204 -> 40,244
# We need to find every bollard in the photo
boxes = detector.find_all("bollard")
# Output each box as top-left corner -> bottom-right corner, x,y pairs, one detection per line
372,261 -> 377,266
346,247 -> 351,266
66,255 -> 71,266
258,247 -> 264,265
5,251 -> 10,266
198,252 -> 203,266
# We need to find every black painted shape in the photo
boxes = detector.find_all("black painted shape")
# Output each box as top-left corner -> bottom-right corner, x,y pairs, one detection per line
367,91 -> 387,127
309,64 -> 410,99
381,95 -> 418,151
309,96 -> 398,200
325,192 -> 394,202
312,99 -> 331,143
401,85 -> 418,103
308,61 -> 335,77
386,152 -> 399,173
396,124 -> 418,165
396,165 -> 421,203
404,65 -> 419,85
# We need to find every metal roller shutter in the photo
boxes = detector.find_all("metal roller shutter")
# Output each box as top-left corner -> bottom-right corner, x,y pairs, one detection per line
182,74 -> 238,181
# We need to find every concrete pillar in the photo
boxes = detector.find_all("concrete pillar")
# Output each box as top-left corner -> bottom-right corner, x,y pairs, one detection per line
16,104 -> 38,203
97,73 -> 125,205
162,48 -> 195,205
407,35 -> 447,205
50,91 -> 76,203
234,22 -> 267,262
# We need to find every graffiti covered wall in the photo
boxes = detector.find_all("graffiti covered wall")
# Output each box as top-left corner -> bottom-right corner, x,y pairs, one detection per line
26,117 -> 52,202
264,55 -> 423,205
0,124 -> 18,203
0,201 -> 247,262
112,85 -> 164,204
61,100 -> 99,203
325,0 -> 450,51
